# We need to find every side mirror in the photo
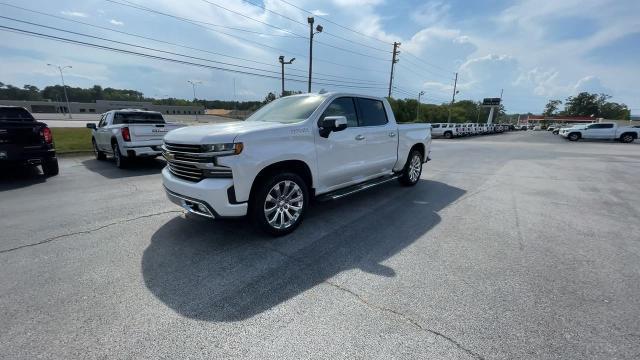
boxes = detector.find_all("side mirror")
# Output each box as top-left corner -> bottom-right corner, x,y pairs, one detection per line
319,116 -> 347,138
86,123 -> 97,130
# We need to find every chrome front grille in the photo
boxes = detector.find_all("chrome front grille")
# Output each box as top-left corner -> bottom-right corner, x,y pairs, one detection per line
163,142 -> 232,182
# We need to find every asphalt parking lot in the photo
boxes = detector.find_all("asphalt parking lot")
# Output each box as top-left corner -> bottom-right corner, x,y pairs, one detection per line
1,130 -> 639,359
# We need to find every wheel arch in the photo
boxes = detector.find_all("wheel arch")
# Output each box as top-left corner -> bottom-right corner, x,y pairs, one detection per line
249,160 -> 314,202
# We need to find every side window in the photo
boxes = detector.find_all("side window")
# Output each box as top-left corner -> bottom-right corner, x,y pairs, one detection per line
356,98 -> 388,126
321,97 -> 358,127
432,124 -> 440,128
601,124 -> 614,129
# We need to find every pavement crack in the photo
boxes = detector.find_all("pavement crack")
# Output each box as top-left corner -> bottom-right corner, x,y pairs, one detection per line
324,280 -> 485,360
0,210 -> 182,254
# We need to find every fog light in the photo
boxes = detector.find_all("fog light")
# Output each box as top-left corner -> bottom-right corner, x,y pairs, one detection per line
197,204 -> 209,213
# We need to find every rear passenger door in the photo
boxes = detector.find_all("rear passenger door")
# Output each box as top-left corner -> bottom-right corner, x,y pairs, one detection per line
354,97 -> 397,178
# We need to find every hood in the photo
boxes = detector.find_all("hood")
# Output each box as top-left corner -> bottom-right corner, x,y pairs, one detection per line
164,121 -> 284,144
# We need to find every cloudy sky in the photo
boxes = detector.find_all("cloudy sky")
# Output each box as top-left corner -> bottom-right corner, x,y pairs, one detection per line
0,0 -> 638,114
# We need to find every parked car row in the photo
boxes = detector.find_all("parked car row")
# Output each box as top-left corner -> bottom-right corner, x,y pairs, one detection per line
430,122 -> 514,138
557,122 -> 639,143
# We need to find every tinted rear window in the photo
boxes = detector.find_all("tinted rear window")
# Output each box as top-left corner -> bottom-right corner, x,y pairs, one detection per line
113,112 -> 165,124
0,107 -> 34,121
356,98 -> 388,126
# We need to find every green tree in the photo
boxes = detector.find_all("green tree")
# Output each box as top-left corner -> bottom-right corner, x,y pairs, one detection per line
543,99 -> 562,117
562,92 -> 629,119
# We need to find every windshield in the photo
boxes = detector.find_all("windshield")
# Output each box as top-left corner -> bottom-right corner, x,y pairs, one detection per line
246,95 -> 325,124
0,107 -> 35,121
113,112 -> 165,124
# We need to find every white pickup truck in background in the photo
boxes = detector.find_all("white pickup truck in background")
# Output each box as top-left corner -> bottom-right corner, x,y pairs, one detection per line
162,93 -> 431,235
559,122 -> 639,143
87,109 -> 184,168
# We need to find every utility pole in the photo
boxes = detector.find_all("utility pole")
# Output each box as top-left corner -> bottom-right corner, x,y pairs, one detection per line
47,63 -> 72,119
307,17 -> 323,93
388,42 -> 400,98
416,91 -> 424,121
447,72 -> 458,123
187,80 -> 202,122
278,55 -> 295,97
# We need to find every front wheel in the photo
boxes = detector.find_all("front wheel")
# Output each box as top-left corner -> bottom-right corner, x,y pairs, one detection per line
568,133 -> 580,141
399,150 -> 423,186
93,139 -> 106,160
444,132 -> 453,139
251,173 -> 309,236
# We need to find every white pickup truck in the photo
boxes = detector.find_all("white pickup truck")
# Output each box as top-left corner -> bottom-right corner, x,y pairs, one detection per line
431,123 -> 461,138
162,93 -> 432,235
87,109 -> 184,168
559,122 -> 639,143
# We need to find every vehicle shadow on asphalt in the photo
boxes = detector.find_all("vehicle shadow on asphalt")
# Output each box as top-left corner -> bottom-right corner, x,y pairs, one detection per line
0,165 -> 47,191
81,158 -> 166,179
142,179 -> 465,322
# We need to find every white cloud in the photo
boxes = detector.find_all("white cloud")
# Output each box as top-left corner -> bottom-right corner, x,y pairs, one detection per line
311,9 -> 329,16
60,11 -> 88,18
573,76 -> 609,94
411,1 -> 450,26
109,19 -> 124,26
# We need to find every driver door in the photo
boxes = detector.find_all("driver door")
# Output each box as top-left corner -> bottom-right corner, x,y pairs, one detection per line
315,97 -> 370,192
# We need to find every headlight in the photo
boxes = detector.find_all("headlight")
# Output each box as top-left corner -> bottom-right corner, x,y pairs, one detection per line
205,143 -> 243,155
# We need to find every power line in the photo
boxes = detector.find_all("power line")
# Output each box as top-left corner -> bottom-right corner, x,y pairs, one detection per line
0,25 -> 390,91
402,50 -> 455,74
0,16 -> 389,87
0,2 -> 387,85
240,0 -> 391,54
396,63 -> 452,82
105,0 -> 388,73
277,0 -> 392,46
198,0 -> 389,61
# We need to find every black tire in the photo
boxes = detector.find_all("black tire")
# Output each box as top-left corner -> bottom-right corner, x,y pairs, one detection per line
42,157 -> 59,177
251,172 -> 309,236
93,138 -> 106,160
568,133 -> 580,141
620,133 -> 635,143
112,143 -> 127,168
398,149 -> 423,187
444,131 -> 453,139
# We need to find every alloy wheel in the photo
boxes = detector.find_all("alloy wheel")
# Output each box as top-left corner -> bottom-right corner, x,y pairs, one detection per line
264,180 -> 304,230
408,154 -> 422,183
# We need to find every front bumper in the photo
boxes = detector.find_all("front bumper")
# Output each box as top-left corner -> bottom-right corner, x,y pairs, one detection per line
162,167 -> 248,218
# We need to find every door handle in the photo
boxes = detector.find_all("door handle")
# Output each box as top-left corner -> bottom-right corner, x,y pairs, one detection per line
355,135 -> 365,141
389,132 -> 396,137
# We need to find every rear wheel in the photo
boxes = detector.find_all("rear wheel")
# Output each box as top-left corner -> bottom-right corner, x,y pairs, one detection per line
93,138 -> 106,160
42,157 -> 59,177
568,133 -> 580,141
399,150 -> 422,186
444,131 -> 453,139
112,143 -> 127,168
620,133 -> 635,143
251,172 -> 309,236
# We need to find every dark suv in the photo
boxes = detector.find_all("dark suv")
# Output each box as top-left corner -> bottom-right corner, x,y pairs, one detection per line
0,106 -> 58,176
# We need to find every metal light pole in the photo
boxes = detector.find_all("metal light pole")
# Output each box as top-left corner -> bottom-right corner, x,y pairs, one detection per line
278,56 -> 295,97
47,63 -> 72,119
307,17 -> 323,93
417,91 -> 424,121
187,80 -> 202,121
